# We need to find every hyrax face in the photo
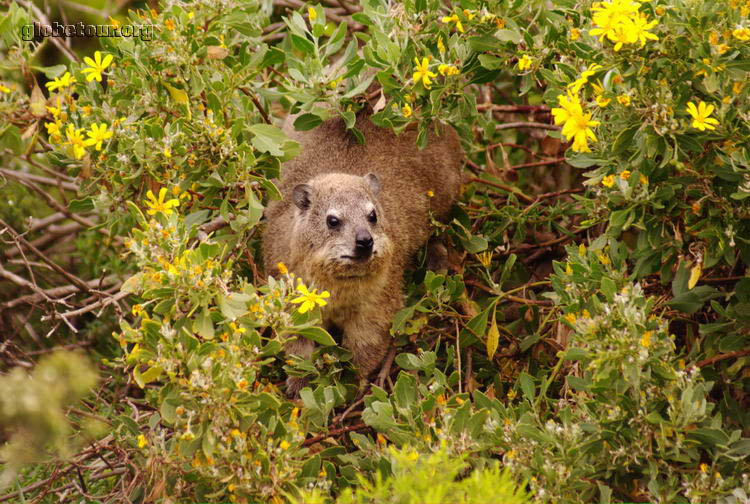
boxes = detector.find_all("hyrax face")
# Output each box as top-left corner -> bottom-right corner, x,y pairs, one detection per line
290,172 -> 393,281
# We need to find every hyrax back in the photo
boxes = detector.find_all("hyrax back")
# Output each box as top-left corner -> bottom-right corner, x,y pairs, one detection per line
263,112 -> 462,393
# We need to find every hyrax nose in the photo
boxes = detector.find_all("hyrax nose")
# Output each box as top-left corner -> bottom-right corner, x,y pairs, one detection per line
355,228 -> 373,257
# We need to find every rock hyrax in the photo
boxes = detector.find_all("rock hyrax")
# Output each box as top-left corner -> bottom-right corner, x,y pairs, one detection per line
263,111 -> 462,395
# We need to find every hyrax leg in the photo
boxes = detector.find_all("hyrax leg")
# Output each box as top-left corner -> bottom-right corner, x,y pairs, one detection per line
341,317 -> 391,382
285,335 -> 315,398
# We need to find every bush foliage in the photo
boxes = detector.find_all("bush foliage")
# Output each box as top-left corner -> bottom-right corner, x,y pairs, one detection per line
1,0 -> 750,502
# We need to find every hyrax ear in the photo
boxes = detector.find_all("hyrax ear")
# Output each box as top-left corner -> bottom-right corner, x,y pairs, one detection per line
292,183 -> 313,211
364,173 -> 380,196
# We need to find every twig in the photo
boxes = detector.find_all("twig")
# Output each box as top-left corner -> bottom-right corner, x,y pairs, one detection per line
477,104 -> 550,112
696,349 -> 750,368
0,168 -> 79,192
238,87 -> 271,124
45,290 -> 128,322
376,345 -> 397,388
465,347 -> 473,394
301,422 -> 368,447
495,122 -> 559,131
507,158 -> 565,170
15,0 -> 80,62
469,177 -> 534,204
0,218 -> 92,293
1,274 -> 119,310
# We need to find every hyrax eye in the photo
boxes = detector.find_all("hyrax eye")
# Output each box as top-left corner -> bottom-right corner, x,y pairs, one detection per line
367,210 -> 377,224
326,215 -> 340,229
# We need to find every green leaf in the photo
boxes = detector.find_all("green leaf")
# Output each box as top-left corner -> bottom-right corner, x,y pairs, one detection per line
600,276 -> 616,302
290,33 -> 315,54
297,327 -> 337,346
519,372 -> 535,403
249,123 -> 287,156
193,309 -> 215,339
217,293 -> 250,320
293,113 -> 324,131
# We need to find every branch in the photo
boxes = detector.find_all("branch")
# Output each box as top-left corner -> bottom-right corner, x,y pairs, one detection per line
15,0 -> 80,62
0,218 -> 92,293
495,122 -> 559,131
1,274 -> 120,310
469,177 -> 534,204
0,167 -> 79,192
478,104 -> 550,113
696,349 -> 750,368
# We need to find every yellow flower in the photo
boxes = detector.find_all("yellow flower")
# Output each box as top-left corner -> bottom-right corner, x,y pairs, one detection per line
566,114 -> 600,153
602,174 -> 615,187
290,283 -> 330,313
188,12 -> 194,19
617,94 -> 631,106
579,243 -> 586,255
438,64 -> 459,76
145,187 -> 180,216
564,313 -> 577,325
641,330 -> 652,348
506,389 -> 517,400
598,253 -> 610,265
476,251 -> 492,268
137,434 -> 148,448
412,57 -> 437,89
132,304 -> 143,317
441,14 -> 464,33
0,83 -> 10,93
733,27 -> 750,41
108,16 -> 120,28
64,124 -> 87,160
733,81 -> 744,94
717,43 -> 730,54
640,173 -> 649,185
81,51 -> 114,82
570,28 -> 581,40
591,81 -> 611,107
401,103 -> 412,117
700,463 -> 709,473
686,101 -> 719,131
308,6 -> 317,21
551,92 -> 600,153
517,54 -> 533,71
45,71 -> 77,92
280,440 -> 290,450
565,263 -> 573,275
620,170 -> 631,180
277,262 -> 288,275
630,12 -> 659,47
165,18 -> 175,31
84,122 -> 113,151
567,63 -> 602,93
437,37 -> 446,54
45,120 -> 63,142
655,6 -> 665,15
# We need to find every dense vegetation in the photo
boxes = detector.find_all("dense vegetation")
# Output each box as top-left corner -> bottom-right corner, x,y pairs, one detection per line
1,0 -> 750,502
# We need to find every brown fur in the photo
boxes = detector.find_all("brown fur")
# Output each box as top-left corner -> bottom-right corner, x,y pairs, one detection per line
262,112 -> 462,395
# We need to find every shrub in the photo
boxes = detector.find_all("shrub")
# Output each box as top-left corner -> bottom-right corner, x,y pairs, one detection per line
0,0 -> 749,502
